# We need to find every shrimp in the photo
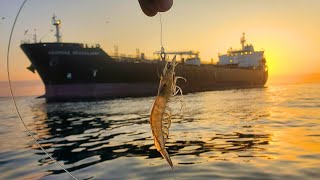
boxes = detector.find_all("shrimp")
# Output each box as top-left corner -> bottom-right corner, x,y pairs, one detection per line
150,55 -> 185,169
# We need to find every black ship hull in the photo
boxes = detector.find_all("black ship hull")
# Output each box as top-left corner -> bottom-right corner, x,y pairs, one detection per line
21,43 -> 268,101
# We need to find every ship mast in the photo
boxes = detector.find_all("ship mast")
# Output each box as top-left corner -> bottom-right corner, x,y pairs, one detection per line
52,14 -> 62,43
33,29 -> 37,43
240,32 -> 246,49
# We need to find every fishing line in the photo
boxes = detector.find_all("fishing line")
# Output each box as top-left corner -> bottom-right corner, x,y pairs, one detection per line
6,0 -> 78,179
160,13 -> 163,48
159,13 -> 166,61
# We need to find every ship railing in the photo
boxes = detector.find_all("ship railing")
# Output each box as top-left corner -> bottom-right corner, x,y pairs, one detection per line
21,39 -> 31,44
80,43 -> 102,49
110,56 -> 159,63
215,63 -> 263,70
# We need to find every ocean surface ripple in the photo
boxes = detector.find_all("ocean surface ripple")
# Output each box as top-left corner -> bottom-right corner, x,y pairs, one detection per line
0,83 -> 319,179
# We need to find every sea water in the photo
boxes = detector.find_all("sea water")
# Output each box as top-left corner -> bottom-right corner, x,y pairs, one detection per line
0,83 -> 319,179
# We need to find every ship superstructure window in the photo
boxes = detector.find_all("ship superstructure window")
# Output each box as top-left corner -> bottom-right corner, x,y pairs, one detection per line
230,60 -> 233,63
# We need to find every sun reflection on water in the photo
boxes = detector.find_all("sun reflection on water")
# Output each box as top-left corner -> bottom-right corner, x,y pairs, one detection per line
1,83 -> 319,179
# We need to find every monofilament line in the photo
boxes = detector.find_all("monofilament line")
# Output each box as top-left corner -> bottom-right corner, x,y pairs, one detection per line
6,0 -> 78,179
159,13 -> 166,61
160,13 -> 163,48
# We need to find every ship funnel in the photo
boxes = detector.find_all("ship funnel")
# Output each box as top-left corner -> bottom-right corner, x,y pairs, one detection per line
52,14 -> 62,43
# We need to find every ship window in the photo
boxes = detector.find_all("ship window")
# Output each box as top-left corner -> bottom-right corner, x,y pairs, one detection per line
230,59 -> 233,63
43,44 -> 46,46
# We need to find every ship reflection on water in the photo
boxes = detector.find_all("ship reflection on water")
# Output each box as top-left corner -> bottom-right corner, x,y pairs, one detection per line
26,89 -> 273,177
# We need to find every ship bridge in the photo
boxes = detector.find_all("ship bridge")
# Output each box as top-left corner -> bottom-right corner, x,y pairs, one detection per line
218,33 -> 265,68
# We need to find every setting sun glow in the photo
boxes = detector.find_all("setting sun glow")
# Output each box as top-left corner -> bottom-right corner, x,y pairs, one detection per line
0,0 -> 319,85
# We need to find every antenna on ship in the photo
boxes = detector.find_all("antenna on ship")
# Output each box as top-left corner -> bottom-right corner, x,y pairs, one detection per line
114,45 -> 119,58
33,28 -> 37,43
241,32 -> 246,49
52,14 -> 62,43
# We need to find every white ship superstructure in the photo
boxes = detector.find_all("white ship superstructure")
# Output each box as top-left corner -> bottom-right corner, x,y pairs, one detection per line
218,33 -> 266,68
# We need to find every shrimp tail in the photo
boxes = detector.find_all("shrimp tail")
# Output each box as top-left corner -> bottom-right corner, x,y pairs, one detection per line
159,149 -> 173,169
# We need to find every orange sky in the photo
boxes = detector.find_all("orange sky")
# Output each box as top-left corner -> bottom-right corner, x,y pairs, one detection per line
0,0 -> 319,83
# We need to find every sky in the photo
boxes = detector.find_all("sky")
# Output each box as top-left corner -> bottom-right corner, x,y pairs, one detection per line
0,0 -> 320,83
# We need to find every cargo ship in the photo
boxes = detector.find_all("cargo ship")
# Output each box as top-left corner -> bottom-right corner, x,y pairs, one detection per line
21,15 -> 268,101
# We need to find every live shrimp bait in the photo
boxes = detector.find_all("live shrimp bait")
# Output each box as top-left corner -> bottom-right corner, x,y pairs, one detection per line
150,50 -> 186,168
